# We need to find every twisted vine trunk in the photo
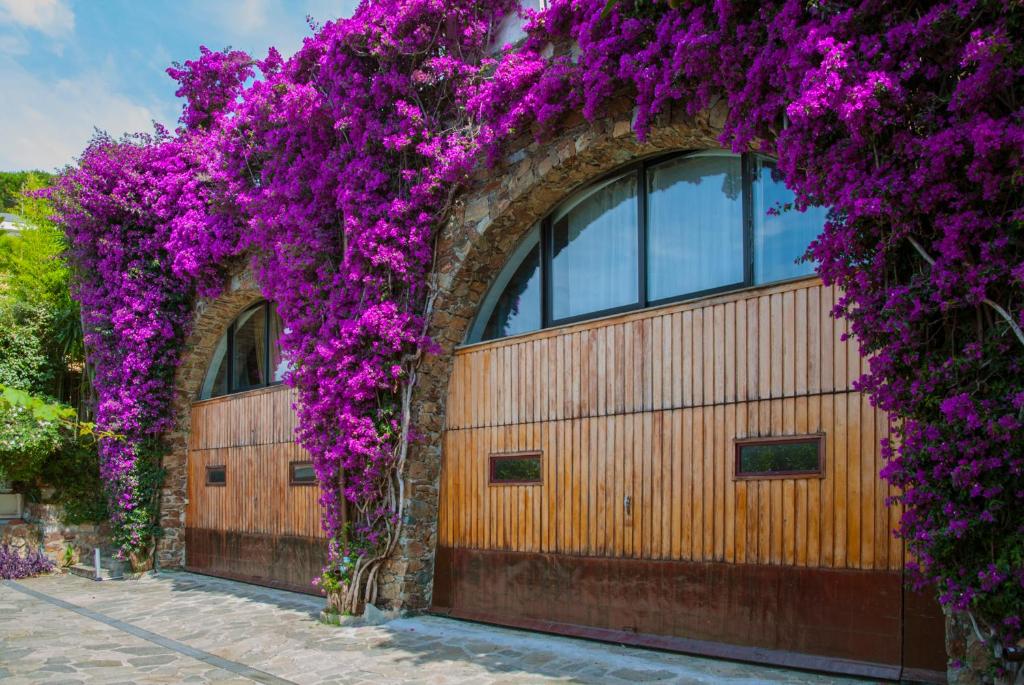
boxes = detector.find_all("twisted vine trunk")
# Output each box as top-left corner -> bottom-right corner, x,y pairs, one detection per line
338,279 -> 441,616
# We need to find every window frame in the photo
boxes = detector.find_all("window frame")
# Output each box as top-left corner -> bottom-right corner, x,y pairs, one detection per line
205,465 -> 227,486
202,300 -> 284,400
289,460 -> 317,486
733,434 -> 825,480
474,150 -> 818,342
488,451 -> 543,486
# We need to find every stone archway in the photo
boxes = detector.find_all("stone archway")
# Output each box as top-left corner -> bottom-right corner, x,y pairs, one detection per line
156,264 -> 262,569
385,103 -> 727,608
155,105 -> 729,601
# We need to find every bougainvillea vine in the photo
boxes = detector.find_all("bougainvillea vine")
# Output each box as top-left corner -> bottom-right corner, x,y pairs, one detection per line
48,129 -> 239,562
202,0 -> 521,611
50,0 -> 1022,665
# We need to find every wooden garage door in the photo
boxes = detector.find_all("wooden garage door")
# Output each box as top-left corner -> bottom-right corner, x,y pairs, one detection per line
185,385 -> 327,594
433,278 -> 946,681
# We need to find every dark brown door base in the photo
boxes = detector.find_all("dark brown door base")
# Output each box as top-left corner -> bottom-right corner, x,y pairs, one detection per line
432,547 -> 947,682
431,606 -> 903,680
185,527 -> 328,596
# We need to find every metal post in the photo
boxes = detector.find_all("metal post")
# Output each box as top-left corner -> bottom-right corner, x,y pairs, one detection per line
94,547 -> 100,580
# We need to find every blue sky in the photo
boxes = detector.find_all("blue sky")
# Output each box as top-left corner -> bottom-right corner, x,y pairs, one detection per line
0,0 -> 360,171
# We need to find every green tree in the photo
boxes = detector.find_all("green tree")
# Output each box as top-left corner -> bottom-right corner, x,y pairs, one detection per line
0,171 -> 51,212
0,173 -> 102,522
0,172 -> 82,402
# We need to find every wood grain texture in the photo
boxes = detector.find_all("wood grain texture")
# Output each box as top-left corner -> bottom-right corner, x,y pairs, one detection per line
439,279 -> 902,571
448,282 -> 863,429
186,385 -> 324,539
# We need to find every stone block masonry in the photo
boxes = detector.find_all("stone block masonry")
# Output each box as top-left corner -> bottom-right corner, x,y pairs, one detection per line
1,502 -> 111,566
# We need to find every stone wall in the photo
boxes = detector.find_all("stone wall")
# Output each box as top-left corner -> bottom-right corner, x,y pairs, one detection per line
155,265 -> 262,569
1,502 -> 111,566
378,101 -> 727,609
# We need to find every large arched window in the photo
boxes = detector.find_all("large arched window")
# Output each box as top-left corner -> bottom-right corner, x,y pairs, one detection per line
468,151 -> 828,343
200,301 -> 288,400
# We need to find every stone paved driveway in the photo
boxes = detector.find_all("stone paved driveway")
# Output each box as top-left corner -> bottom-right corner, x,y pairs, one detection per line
1,571 -> 871,685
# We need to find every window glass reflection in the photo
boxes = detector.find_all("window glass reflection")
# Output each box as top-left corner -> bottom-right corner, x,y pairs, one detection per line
647,153 -> 743,301
484,241 -> 542,340
231,305 -> 267,392
551,174 -> 638,321
737,438 -> 821,476
290,461 -> 316,484
202,335 -> 229,399
199,301 -> 291,399
468,151 -> 832,344
752,156 -> 828,284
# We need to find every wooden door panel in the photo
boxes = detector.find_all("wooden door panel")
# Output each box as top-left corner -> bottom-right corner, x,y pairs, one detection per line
185,384 -> 325,594
436,278 -> 946,680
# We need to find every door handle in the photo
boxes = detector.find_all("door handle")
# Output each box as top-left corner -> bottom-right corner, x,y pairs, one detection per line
624,495 -> 632,517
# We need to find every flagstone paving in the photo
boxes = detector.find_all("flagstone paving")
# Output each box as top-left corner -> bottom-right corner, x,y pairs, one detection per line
1,571 -> 871,685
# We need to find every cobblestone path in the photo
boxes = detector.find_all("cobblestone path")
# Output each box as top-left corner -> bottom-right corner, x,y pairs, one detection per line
1,572 -> 870,684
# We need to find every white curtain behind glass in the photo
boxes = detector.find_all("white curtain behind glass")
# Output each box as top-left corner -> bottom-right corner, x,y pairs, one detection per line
551,174 -> 638,320
647,153 -> 744,301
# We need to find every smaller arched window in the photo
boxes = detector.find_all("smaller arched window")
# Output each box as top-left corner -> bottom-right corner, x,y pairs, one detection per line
469,151 -> 829,343
200,301 -> 288,400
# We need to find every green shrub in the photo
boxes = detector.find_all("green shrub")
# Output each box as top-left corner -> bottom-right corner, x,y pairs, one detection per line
42,441 -> 108,524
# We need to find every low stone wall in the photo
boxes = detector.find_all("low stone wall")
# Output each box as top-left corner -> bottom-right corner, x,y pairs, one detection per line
1,518 -> 41,553
1,503 -> 111,567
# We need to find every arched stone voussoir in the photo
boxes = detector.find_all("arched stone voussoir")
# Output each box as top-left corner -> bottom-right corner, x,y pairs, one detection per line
156,263 -> 263,569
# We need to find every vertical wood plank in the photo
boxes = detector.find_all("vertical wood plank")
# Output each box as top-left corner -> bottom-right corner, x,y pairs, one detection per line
660,409 -> 673,559
652,316 -> 664,412
681,408 -> 693,560
693,310 -> 704,407
703,305 -> 715,405
642,411 -> 655,559
861,393 -> 876,570
771,294 -> 784,399
820,393 -> 835,567
833,392 -> 848,567
713,304 -> 726,404
795,287 -> 808,396
758,296 -> 771,400
692,405 -> 704,560
807,394 -> 822,567
682,310 -> 694,407
847,391 -> 862,568
724,302 -> 736,404
723,403 -> 735,563
702,408 -> 715,561
670,409 -> 682,559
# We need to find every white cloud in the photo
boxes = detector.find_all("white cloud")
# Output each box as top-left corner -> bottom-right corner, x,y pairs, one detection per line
0,31 -> 28,55
0,0 -> 362,171
0,0 -> 74,38
0,56 -> 169,171
179,0 -> 359,58
233,0 -> 272,33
